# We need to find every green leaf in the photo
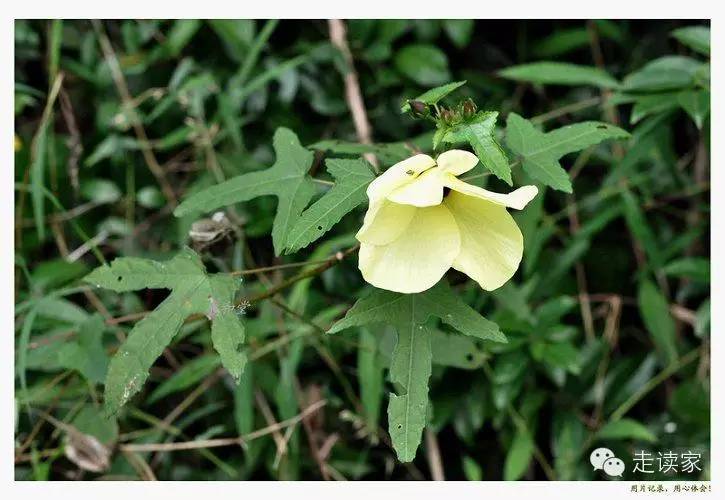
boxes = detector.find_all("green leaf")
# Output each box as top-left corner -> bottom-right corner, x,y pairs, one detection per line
394,44 -> 451,86
671,26 -> 710,56
400,80 -> 466,113
358,328 -> 385,431
430,328 -> 485,370
85,247 -> 246,415
174,128 -> 316,255
137,186 -> 165,209
505,113 -> 629,192
162,20 -> 201,57
695,299 -> 710,338
504,430 -> 535,480
208,20 -> 255,62
387,321 -> 432,462
498,62 -> 619,88
596,418 -> 657,443
80,179 -> 122,204
284,158 -> 374,254
309,139 -> 413,166
670,380 -> 710,427
30,119 -> 48,241
677,89 -> 710,129
329,280 -> 505,343
621,189 -> 664,269
71,405 -> 119,446
462,456 -> 483,481
533,22 -> 623,58
441,111 -> 512,185
533,28 -> 591,58
622,56 -> 702,92
531,341 -> 581,375
442,20 -> 474,49
328,281 -> 504,461
662,257 -> 710,283
629,91 -> 680,124
552,412 -> 586,480
147,354 -> 220,404
637,280 -> 678,366
57,314 -> 109,384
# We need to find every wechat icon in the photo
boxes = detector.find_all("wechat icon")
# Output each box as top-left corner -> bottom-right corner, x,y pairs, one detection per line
590,447 -> 625,477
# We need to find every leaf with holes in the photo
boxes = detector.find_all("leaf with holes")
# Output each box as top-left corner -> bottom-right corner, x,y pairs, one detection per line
85,247 -> 246,415
284,158 -> 374,254
505,113 -> 630,192
173,127 -> 316,255
328,280 -> 504,461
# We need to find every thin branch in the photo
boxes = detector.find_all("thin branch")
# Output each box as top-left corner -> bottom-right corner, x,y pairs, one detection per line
119,400 -> 327,453
609,348 -> 700,421
245,245 -> 359,304
328,19 -> 378,171
92,20 -> 177,205
425,429 -> 445,481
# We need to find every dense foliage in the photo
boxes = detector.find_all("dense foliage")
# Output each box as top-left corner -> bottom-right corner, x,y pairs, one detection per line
15,19 -> 709,480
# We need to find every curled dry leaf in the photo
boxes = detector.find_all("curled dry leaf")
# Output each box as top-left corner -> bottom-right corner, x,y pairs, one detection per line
64,430 -> 112,473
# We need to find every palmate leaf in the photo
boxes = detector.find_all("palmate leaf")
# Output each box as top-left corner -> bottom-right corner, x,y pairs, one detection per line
283,158 -> 375,254
505,113 -> 630,192
85,247 -> 246,415
328,281 -> 505,462
440,111 -> 512,185
174,128 -> 316,255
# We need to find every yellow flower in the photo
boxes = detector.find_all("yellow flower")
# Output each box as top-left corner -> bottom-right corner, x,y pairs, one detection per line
356,150 -> 538,294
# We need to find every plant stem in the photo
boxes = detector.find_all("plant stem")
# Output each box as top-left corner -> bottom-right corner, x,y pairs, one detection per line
244,244 -> 359,305
609,348 -> 700,422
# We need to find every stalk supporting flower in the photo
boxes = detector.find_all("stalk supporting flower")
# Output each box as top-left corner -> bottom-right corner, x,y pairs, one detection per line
356,150 -> 537,294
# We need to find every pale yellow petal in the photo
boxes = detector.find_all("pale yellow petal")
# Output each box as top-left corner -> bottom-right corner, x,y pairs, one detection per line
436,149 -> 479,175
366,154 -> 436,202
444,175 -> 538,210
356,199 -> 416,245
444,191 -> 523,291
386,167 -> 445,207
358,204 -> 460,294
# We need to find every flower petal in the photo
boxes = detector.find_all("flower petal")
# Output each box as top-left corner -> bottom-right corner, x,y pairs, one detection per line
444,175 -> 538,210
358,204 -> 460,294
366,154 -> 436,202
436,149 -> 480,176
387,167 -> 445,207
444,191 -> 523,291
356,200 -> 416,245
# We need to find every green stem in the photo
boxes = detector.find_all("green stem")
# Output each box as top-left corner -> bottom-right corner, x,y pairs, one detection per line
608,348 -> 700,422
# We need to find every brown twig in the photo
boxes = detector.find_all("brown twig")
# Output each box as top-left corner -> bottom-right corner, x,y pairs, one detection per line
328,19 -> 378,171
92,20 -> 177,206
120,399 -> 327,453
246,244 -> 359,304
424,429 -> 445,481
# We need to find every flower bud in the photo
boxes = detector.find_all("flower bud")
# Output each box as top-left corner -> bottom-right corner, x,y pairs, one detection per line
462,98 -> 477,118
409,100 -> 428,116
